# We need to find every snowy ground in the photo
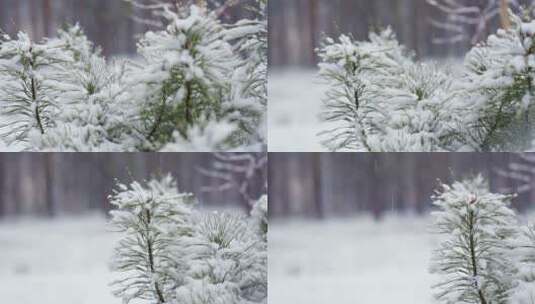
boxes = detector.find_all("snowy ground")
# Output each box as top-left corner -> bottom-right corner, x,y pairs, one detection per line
0,214 -> 120,304
0,208 -> 251,304
268,69 -> 331,151
269,215 -> 437,304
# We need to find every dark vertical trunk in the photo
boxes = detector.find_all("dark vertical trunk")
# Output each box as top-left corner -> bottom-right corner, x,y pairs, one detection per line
308,0 -> 318,64
500,0 -> 511,30
185,82 -> 193,126
312,153 -> 323,218
0,155 -> 4,218
42,0 -> 52,37
370,155 -> 384,220
45,154 -> 55,217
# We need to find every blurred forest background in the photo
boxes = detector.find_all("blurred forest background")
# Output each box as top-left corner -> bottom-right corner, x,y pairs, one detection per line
0,0 -> 256,56
0,153 -> 267,218
268,153 -> 535,219
269,0 -> 505,67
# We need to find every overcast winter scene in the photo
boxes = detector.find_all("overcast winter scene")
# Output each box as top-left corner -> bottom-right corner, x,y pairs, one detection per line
0,153 -> 267,304
0,0 -> 266,151
269,0 -> 535,152
269,153 -> 535,304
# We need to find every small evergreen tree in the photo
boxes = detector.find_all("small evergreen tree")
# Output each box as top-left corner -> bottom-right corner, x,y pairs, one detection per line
317,28 -> 460,152
0,32 -> 71,147
36,24 -> 129,151
510,223 -> 535,303
109,175 -> 196,304
430,175 -> 518,304
226,0 -> 268,149
110,175 -> 267,304
460,12 -> 535,151
130,5 -> 237,150
176,212 -> 267,304
318,10 -> 535,152
0,3 -> 266,152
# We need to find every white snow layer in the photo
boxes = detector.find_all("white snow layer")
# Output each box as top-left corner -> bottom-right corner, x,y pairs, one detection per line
269,215 -> 435,304
0,214 -> 121,304
268,69 -> 332,152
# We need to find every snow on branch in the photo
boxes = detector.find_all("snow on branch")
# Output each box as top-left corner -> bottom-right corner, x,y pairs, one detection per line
0,2 -> 266,151
318,9 -> 535,152
109,174 -> 267,304
429,175 -> 535,303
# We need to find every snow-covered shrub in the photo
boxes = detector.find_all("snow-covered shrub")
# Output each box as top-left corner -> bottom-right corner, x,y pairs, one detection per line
317,28 -> 461,152
512,224 -> 535,304
459,13 -> 535,152
225,0 -> 268,149
129,5 -> 236,150
430,175 -> 519,304
110,175 -> 196,303
110,175 -> 267,304
319,11 -> 535,152
37,25 -> 130,151
0,2 -> 266,151
0,31 -> 71,146
177,212 -> 267,304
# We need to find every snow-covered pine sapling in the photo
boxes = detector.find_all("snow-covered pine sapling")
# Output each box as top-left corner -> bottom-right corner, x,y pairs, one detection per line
109,175 -> 196,304
0,32 -> 71,146
461,12 -> 535,151
367,62 -> 460,151
317,28 -> 459,152
225,0 -> 268,148
430,175 -> 518,304
176,212 -> 267,304
132,5 -> 236,150
36,24 -> 128,151
317,29 -> 406,151
511,222 -> 535,303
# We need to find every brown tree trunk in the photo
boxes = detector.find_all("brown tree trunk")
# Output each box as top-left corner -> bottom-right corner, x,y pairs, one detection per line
500,0 -> 511,29
42,0 -> 52,37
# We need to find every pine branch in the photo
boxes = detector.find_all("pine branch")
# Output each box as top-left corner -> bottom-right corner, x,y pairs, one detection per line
145,209 -> 166,304
185,81 -> 193,126
467,205 -> 488,304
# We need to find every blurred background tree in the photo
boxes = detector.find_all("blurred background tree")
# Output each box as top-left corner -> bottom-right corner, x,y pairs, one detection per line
268,153 -> 535,219
269,0 -> 534,67
0,0 -> 257,57
0,153 -> 267,218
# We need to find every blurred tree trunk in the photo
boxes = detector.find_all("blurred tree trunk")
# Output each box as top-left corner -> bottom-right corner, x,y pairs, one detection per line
312,154 -> 323,218
369,155 -> 384,220
500,0 -> 511,29
308,0 -> 318,63
45,154 -> 55,217
43,0 -> 52,37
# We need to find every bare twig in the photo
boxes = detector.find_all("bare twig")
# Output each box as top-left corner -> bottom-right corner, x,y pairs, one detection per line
199,153 -> 267,209
427,0 -> 534,45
